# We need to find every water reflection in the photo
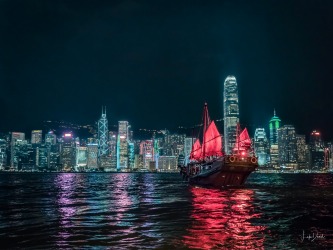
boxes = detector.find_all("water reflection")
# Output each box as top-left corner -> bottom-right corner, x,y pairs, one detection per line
55,174 -> 78,245
183,187 -> 266,249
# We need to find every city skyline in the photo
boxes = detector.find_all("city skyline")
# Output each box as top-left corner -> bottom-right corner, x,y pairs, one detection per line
1,1 -> 333,140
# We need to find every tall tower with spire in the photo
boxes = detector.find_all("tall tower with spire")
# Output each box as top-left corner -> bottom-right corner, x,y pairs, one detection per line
223,75 -> 239,154
269,109 -> 281,168
269,109 -> 281,145
98,106 -> 109,156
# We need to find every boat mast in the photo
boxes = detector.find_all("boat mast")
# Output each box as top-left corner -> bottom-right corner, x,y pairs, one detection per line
202,103 -> 210,159
237,123 -> 240,155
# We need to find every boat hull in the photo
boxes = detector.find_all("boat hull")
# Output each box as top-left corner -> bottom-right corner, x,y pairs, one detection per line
186,157 -> 258,188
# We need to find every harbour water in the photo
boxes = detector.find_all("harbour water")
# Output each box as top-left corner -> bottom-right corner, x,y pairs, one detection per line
0,173 -> 332,249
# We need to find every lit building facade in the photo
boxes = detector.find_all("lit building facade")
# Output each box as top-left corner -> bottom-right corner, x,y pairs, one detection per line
87,143 -> 98,169
49,144 -> 60,171
108,131 -> 117,169
269,110 -> 281,145
223,75 -> 239,154
45,131 -> 57,145
162,132 -> 185,157
140,140 -> 154,169
296,134 -> 308,169
0,139 -> 7,170
36,145 -> 49,170
18,143 -> 36,171
60,133 -> 75,171
98,107 -> 109,157
10,132 -> 25,170
253,128 -> 269,166
31,130 -> 42,144
154,139 -> 161,169
278,125 -> 297,169
183,137 -> 195,165
309,130 -> 324,170
268,111 -> 281,168
158,156 -> 178,172
117,121 -> 129,171
75,146 -> 87,171
128,142 -> 135,170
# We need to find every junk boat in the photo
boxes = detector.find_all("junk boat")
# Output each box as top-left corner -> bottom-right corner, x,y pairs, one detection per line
180,103 -> 258,188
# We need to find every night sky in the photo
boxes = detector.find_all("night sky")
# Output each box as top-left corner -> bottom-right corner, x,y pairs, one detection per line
1,0 -> 333,140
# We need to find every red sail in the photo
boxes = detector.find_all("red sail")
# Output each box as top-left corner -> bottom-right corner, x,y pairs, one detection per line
233,127 -> 251,152
190,139 -> 202,160
239,128 -> 251,148
203,121 -> 223,157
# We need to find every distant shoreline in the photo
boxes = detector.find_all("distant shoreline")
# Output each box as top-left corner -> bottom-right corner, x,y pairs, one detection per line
0,171 -> 179,174
0,170 -> 331,174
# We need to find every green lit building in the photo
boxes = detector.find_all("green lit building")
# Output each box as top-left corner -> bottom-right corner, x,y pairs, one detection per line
269,110 -> 281,145
269,110 -> 281,168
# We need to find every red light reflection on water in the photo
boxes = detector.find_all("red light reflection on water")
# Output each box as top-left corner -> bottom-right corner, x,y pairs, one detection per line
183,187 -> 266,249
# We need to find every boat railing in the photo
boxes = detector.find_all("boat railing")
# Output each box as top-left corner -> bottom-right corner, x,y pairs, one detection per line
225,155 -> 258,164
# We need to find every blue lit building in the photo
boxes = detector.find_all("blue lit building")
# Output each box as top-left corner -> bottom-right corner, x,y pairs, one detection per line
98,106 -> 109,157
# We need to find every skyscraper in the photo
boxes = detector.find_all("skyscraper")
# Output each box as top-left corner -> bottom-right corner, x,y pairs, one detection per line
45,131 -> 56,146
268,110 -> 281,168
0,139 -> 7,170
296,134 -> 308,169
278,125 -> 297,169
75,146 -> 87,171
117,121 -> 129,170
223,75 -> 239,154
87,143 -> 98,170
269,110 -> 281,145
309,130 -> 324,170
254,128 -> 269,166
31,130 -> 42,144
10,132 -> 25,170
108,131 -> 117,169
60,133 -> 75,171
140,140 -> 154,169
184,137 -> 194,165
98,107 -> 108,157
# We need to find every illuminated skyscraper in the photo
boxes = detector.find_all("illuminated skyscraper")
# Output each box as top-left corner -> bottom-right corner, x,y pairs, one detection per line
45,131 -> 56,145
184,137 -> 194,165
268,110 -> 281,168
36,145 -> 49,170
154,139 -> 161,169
10,132 -> 25,170
269,110 -> 281,144
309,130 -> 324,170
278,125 -> 297,169
60,133 -> 75,171
117,121 -> 129,170
98,106 -> 108,157
140,140 -> 154,169
296,134 -> 308,169
254,128 -> 269,166
87,143 -> 98,170
128,142 -> 135,170
0,139 -> 7,170
31,130 -> 42,144
163,132 -> 185,157
108,131 -> 117,169
223,75 -> 239,154
158,156 -> 178,172
75,146 -> 87,171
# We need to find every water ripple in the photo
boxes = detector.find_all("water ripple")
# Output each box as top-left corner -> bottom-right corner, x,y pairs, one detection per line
0,173 -> 332,249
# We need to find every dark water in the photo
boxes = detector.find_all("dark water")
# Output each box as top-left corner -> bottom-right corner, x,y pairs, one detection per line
0,173 -> 332,249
